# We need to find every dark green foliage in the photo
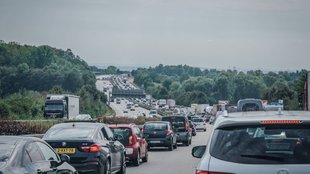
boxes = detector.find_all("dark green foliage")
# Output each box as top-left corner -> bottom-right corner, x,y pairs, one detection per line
132,64 -> 307,108
0,41 -> 109,119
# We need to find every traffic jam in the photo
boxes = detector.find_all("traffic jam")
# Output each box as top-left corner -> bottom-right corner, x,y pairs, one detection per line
2,105 -> 310,174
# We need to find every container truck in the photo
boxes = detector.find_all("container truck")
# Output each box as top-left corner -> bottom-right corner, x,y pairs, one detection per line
44,94 -> 79,119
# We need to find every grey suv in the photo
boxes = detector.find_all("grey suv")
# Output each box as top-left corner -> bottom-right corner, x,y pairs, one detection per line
192,111 -> 310,174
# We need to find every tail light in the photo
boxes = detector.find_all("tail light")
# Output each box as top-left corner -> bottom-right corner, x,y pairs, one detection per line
196,171 -> 233,174
185,121 -> 189,131
81,144 -> 101,152
128,135 -> 137,145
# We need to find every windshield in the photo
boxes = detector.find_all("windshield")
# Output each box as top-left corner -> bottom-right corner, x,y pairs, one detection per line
210,124 -> 310,164
44,128 -> 95,139
0,144 -> 14,162
110,127 -> 132,146
162,117 -> 186,131
45,104 -> 64,111
144,123 -> 167,131
193,118 -> 204,122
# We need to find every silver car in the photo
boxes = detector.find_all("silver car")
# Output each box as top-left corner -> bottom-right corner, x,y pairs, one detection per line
192,117 -> 206,131
192,111 -> 310,174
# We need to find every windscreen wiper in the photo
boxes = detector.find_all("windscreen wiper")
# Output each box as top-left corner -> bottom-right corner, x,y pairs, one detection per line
240,154 -> 285,161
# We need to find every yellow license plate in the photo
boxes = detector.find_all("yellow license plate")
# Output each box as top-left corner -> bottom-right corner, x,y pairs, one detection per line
56,148 -> 76,154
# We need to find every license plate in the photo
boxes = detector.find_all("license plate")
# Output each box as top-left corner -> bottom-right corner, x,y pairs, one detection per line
150,141 -> 161,143
56,148 -> 76,154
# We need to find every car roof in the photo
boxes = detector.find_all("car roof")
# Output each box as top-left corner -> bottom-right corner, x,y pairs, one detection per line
50,122 -> 105,129
214,111 -> 310,129
0,136 -> 42,145
109,124 -> 136,128
144,121 -> 170,124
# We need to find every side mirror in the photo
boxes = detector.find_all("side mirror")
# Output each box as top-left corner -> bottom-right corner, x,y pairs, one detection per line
114,134 -> 123,141
60,154 -> 70,163
192,145 -> 206,158
50,160 -> 59,168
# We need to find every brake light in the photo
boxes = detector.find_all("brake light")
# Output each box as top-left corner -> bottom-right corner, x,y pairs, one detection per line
185,121 -> 189,131
128,135 -> 137,145
196,171 -> 233,174
81,144 -> 101,152
260,120 -> 302,124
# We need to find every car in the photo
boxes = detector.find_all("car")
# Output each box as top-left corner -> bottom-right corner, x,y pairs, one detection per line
74,114 -> 92,120
43,122 -> 126,174
148,110 -> 158,118
161,116 -> 192,146
123,109 -> 129,113
143,121 -> 177,151
130,107 -> 135,111
189,120 -> 197,136
109,124 -> 148,166
192,117 -> 206,131
237,98 -> 264,112
116,98 -> 121,104
192,111 -> 310,174
0,136 -> 76,174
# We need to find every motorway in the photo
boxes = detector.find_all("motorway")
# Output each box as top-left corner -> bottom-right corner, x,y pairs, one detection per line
127,125 -> 212,174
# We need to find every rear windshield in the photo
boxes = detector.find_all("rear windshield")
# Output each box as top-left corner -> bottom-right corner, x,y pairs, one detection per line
144,123 -> 168,131
193,118 -> 204,122
110,128 -> 132,146
210,124 -> 310,164
44,128 -> 95,139
162,117 -> 186,131
0,144 -> 14,162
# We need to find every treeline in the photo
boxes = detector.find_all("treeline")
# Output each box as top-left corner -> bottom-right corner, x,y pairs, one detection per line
132,64 -> 307,109
0,41 -> 108,119
90,65 -> 127,75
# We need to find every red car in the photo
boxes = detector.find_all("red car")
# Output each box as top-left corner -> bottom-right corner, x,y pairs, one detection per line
109,123 -> 148,166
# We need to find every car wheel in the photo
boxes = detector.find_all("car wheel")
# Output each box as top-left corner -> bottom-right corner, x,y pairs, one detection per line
133,151 -> 140,166
142,150 -> 148,163
184,140 -> 190,146
173,142 -> 177,149
168,141 -> 173,151
116,154 -> 126,174
204,129 -> 206,132
104,159 -> 111,174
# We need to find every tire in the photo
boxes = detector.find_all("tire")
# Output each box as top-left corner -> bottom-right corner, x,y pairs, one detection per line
168,142 -> 173,151
184,140 -> 190,146
133,151 -> 140,166
204,129 -> 207,132
116,154 -> 126,174
142,150 -> 148,163
173,143 -> 177,149
104,159 -> 111,174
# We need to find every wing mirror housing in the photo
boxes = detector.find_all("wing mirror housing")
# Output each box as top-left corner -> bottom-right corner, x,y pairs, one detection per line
192,145 -> 206,158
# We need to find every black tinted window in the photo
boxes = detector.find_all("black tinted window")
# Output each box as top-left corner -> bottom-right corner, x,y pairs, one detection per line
45,128 -> 95,139
110,127 -> 132,146
162,117 -> 186,130
210,124 -> 310,164
144,123 -> 167,131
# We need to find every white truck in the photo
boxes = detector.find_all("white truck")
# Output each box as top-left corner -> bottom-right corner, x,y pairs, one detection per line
157,99 -> 167,107
44,94 -> 79,119
167,99 -> 176,108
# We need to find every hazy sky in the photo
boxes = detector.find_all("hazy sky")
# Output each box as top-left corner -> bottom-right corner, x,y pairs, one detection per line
0,0 -> 310,70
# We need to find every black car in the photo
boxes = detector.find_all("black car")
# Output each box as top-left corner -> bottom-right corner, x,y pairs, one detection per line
161,116 -> 192,146
143,121 -> 177,151
0,136 -> 76,174
43,122 -> 126,174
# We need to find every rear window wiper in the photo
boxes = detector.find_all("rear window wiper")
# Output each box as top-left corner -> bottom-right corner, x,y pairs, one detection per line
240,154 -> 285,161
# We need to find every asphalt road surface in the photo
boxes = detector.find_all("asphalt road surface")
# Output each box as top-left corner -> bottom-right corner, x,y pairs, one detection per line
127,124 -> 213,174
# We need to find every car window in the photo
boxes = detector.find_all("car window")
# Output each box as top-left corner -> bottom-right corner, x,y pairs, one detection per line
102,127 -> 114,141
210,124 -> 310,164
25,142 -> 44,162
98,131 -> 105,140
22,151 -> 32,165
44,127 -> 96,139
135,127 -> 142,138
36,142 -> 59,162
144,123 -> 167,131
0,144 -> 14,162
110,127 -> 132,146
